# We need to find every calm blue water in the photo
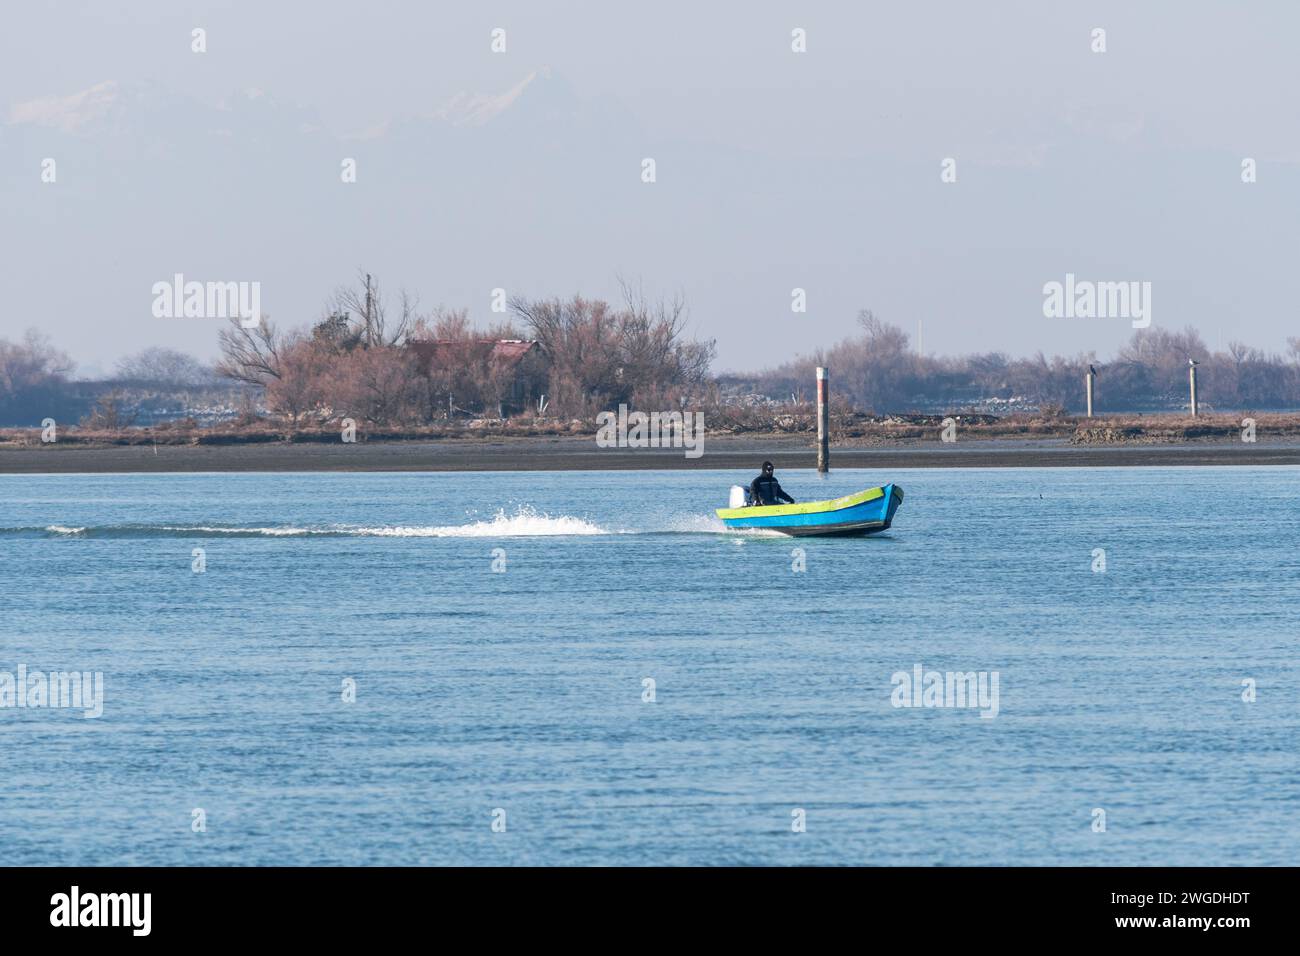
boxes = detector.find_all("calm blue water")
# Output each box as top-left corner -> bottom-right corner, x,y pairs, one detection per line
1,466 -> 1298,866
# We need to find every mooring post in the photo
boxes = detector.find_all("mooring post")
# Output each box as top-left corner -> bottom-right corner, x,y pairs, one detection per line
1086,369 -> 1095,417
1188,360 -> 1199,417
816,366 -> 829,473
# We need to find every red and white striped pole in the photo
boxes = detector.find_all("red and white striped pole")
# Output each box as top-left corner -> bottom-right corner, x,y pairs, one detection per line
816,366 -> 829,473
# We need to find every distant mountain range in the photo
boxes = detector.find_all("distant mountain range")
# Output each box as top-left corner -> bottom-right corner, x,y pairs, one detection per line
3,70 -> 1298,373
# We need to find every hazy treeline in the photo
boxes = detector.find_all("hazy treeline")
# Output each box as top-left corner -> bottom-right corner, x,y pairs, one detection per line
0,330 -> 80,424
0,335 -> 245,427
753,312 -> 1300,414
6,294 -> 1300,428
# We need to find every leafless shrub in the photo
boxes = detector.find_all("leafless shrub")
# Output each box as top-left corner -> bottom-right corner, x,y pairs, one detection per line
81,392 -> 138,430
509,283 -> 715,417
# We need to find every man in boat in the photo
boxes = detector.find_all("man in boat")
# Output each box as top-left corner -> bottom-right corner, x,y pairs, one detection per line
750,461 -> 795,506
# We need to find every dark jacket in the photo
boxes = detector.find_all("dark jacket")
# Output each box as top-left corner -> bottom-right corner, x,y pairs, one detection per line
750,474 -> 794,506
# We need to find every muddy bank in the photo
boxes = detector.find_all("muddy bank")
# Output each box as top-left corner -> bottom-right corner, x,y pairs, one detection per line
3,434 -> 1299,473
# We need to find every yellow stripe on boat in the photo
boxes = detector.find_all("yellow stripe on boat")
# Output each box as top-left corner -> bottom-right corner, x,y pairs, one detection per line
715,486 -> 885,520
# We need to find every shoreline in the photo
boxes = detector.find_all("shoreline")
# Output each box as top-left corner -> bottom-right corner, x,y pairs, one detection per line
3,435 -> 1299,473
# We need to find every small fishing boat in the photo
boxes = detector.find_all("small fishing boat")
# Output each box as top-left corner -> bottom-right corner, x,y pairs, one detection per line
715,483 -> 904,537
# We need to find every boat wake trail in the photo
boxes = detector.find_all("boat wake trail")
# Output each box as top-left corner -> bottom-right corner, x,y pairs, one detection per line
6,507 -> 611,540
356,508 -> 609,537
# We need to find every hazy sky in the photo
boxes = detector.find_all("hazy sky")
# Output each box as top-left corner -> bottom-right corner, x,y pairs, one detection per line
2,1 -> 1298,375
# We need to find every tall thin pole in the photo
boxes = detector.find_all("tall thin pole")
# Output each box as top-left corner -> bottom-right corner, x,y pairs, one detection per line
1189,361 -> 1199,417
364,273 -> 373,345
816,366 -> 829,474
1086,370 -> 1094,417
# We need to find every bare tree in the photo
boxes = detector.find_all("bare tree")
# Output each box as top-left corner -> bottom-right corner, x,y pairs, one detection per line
217,316 -> 285,385
510,294 -> 620,414
511,285 -> 714,416
322,271 -> 417,348
857,310 -> 910,354
1228,341 -> 1259,366
0,329 -> 73,397
115,347 -> 216,386
0,330 -> 75,423
407,307 -> 472,343
324,345 -> 417,426
264,333 -> 328,428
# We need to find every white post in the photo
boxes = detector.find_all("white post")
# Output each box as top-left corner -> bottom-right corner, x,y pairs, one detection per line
816,367 -> 829,474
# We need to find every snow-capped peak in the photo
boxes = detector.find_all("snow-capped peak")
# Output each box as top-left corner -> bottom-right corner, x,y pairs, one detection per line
433,67 -> 555,127
8,79 -> 121,132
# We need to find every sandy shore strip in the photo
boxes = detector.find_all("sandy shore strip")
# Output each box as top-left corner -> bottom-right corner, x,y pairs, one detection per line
3,435 -> 1300,473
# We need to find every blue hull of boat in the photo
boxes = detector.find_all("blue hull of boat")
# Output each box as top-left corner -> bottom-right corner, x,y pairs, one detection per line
716,484 -> 904,537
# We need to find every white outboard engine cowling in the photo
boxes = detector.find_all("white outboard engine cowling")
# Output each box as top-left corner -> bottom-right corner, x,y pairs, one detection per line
728,485 -> 748,509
